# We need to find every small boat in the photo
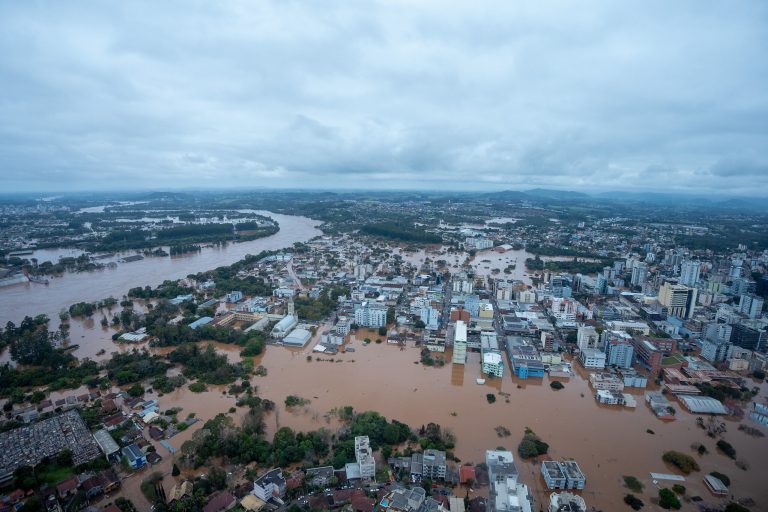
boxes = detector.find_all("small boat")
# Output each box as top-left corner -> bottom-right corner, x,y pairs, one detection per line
476,378 -> 486,385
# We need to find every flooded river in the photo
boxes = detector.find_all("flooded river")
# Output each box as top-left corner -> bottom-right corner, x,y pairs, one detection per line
0,212 -> 322,325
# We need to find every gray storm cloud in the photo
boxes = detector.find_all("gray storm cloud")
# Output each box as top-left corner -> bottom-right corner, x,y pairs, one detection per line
0,0 -> 767,194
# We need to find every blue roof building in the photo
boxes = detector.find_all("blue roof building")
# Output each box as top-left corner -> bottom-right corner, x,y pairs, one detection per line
189,316 -> 214,329
122,444 -> 146,470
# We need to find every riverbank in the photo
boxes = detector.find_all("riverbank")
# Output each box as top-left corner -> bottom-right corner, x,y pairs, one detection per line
0,211 -> 322,325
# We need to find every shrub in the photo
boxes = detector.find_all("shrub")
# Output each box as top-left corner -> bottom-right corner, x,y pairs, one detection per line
752,370 -> 765,380
517,428 -> 549,459
658,488 -> 681,510
672,484 -> 685,495
662,451 -> 700,474
549,381 -> 564,390
127,384 -> 144,397
717,440 -> 736,459
188,382 -> 207,393
623,494 -> 644,510
285,395 -> 310,407
623,475 -> 643,493
724,503 -> 750,512
486,394 -> 496,404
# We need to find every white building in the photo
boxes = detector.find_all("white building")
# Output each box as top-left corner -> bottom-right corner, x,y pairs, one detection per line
630,262 -> 648,288
452,278 -> 474,294
354,436 -> 376,480
517,290 -> 537,304
548,492 -> 586,512
271,315 -> 298,338
354,301 -> 388,328
739,294 -> 764,319
452,320 -> 467,364
486,450 -> 533,512
680,260 -> 701,287
550,298 -> 576,325
576,326 -> 599,351
578,348 -> 606,369
335,317 -> 351,336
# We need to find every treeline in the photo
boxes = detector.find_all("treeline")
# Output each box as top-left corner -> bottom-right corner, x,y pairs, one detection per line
94,220 -> 278,251
525,256 -> 609,275
360,223 -> 442,244
526,243 -> 601,258
2,316 -> 71,369
128,280 -> 195,299
169,244 -> 201,256
148,322 -> 265,350
156,223 -> 233,240
180,407 -> 420,471
168,344 -> 249,385
293,287 -> 349,321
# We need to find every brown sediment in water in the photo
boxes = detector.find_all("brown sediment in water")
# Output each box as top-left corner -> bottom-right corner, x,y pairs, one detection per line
0,212 -> 322,326
119,339 -> 768,511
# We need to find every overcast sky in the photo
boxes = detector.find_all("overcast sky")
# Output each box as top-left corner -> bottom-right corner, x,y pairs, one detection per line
1,1 -> 767,195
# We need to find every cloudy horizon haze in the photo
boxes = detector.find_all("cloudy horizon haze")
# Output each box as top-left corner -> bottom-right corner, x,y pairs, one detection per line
1,1 -> 767,195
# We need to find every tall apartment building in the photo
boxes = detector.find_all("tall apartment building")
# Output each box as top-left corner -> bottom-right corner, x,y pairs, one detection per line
354,436 -> 376,480
452,320 -> 468,364
354,301 -> 388,328
731,323 -> 766,351
486,450 -> 533,512
452,278 -> 474,294
738,294 -> 764,319
605,339 -> 634,369
421,449 -> 447,479
679,260 -> 701,287
630,262 -> 648,288
576,326 -> 599,351
481,332 -> 505,377
659,282 -> 698,319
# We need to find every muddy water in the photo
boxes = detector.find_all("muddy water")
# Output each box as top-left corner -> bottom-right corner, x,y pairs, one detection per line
201,341 -> 764,511
0,212 -> 321,325
98,338 -> 768,511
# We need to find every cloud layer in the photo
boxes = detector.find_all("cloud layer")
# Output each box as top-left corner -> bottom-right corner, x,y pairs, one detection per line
1,1 -> 767,194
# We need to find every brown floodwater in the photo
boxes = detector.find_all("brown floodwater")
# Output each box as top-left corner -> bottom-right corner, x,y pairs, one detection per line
110,338 -> 768,512
0,212 -> 322,325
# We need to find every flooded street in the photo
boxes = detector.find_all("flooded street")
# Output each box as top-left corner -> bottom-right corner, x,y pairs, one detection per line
132,339 -> 768,512
0,212 -> 322,325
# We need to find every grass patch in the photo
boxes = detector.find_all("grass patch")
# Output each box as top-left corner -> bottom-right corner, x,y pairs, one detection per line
38,465 -> 74,485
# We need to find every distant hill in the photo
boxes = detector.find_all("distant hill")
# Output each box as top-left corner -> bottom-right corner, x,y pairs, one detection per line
524,188 -> 590,200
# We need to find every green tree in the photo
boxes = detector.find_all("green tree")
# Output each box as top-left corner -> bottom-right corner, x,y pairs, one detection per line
658,488 -> 681,509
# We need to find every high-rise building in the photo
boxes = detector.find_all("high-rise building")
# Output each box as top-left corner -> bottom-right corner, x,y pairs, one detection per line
354,301 -> 388,328
679,260 -> 701,287
731,278 -> 756,296
631,262 -> 648,288
605,339 -> 634,368
731,323 -> 766,351
486,450 -> 533,512
452,320 -> 467,364
576,326 -> 599,351
659,282 -> 698,319
354,436 -> 376,480
738,294 -> 764,319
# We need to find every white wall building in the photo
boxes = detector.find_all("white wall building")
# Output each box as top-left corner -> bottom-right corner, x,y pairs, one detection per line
354,301 -> 388,328
354,436 -> 376,480
578,348 -> 606,369
452,320 -> 467,364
